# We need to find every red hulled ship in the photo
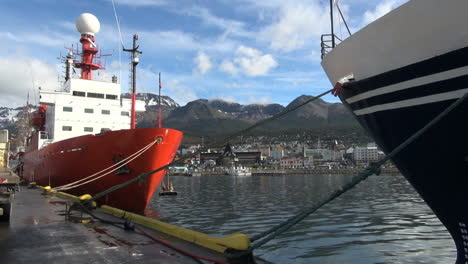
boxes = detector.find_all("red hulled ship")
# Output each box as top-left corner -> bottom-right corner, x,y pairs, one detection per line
22,13 -> 183,213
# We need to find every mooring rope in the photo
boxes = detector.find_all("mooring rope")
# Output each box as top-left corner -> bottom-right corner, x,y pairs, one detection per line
224,91 -> 468,259
85,89 -> 333,204
83,88 -> 466,259
53,137 -> 161,191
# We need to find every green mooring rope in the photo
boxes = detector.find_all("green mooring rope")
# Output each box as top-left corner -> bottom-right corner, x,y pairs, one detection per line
85,89 -> 334,204
224,91 -> 468,259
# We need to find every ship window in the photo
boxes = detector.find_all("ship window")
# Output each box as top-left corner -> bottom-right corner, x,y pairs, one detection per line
62,126 -> 72,131
106,94 -> 118,100
101,110 -> 110,115
84,127 -> 93,132
63,106 -> 73,112
84,108 -> 94,114
87,92 -> 105,99
72,91 -> 86,97
121,111 -> 129,116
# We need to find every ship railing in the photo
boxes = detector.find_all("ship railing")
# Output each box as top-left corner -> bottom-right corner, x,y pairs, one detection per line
320,34 -> 342,59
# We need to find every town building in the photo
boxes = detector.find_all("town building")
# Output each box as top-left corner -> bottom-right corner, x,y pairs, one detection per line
352,143 -> 385,162
280,158 -> 304,169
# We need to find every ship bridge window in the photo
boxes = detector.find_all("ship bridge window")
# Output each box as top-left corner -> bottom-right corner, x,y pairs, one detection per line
72,91 -> 86,97
62,126 -> 72,131
102,110 -> 110,115
84,108 -> 94,114
121,111 -> 129,116
63,106 -> 73,112
87,92 -> 105,99
84,127 -> 93,132
106,94 -> 118,100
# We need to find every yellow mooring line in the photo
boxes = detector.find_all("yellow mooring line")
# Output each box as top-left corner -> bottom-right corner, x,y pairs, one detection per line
39,185 -> 251,254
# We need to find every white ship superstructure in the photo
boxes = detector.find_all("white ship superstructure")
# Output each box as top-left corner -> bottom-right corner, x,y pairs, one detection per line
39,78 -> 145,145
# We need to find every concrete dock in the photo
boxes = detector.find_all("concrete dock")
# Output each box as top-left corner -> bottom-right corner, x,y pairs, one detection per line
0,187 -> 267,264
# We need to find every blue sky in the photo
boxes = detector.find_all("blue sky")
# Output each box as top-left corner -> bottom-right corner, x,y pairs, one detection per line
0,0 -> 407,107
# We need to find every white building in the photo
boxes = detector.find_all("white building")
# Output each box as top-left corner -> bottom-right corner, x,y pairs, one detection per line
353,143 -> 384,162
280,158 -> 303,169
303,148 -> 343,162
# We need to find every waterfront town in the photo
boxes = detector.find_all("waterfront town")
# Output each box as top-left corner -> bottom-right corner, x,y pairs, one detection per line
173,138 -> 391,174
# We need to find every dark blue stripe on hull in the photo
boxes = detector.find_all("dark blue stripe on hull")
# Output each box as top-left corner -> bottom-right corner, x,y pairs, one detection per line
348,75 -> 468,111
338,46 -> 468,263
347,45 -> 468,95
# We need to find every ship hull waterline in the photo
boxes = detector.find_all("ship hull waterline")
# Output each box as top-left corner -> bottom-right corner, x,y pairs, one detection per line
23,128 -> 183,213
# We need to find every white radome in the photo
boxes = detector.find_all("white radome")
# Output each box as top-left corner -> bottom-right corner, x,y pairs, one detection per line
75,13 -> 100,36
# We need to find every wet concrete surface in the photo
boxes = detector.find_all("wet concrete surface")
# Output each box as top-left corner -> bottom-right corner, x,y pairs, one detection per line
0,188 -> 237,264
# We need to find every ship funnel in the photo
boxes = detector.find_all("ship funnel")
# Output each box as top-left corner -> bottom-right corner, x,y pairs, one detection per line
76,13 -> 100,36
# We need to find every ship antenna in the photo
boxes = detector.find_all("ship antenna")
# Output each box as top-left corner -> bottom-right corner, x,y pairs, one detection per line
158,72 -> 162,128
123,35 -> 142,129
334,1 -> 351,36
329,0 -> 335,48
111,0 -> 124,86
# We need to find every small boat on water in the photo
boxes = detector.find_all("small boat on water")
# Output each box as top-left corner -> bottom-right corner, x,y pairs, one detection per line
226,165 -> 252,177
159,179 -> 177,196
321,0 -> 468,262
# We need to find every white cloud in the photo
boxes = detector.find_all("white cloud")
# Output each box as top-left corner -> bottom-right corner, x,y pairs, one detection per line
249,96 -> 271,105
0,55 -> 58,107
219,60 -> 238,75
276,77 -> 313,86
362,0 -> 400,26
165,79 -> 198,106
178,6 -> 252,39
224,82 -> 250,89
259,1 -> 329,52
208,97 -> 236,103
219,46 -> 277,77
0,31 -> 75,48
111,0 -> 167,7
234,45 -> 277,76
139,30 -> 200,51
236,46 -> 260,57
193,52 -> 212,75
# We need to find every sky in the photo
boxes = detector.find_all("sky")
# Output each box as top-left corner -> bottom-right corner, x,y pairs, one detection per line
0,0 -> 408,108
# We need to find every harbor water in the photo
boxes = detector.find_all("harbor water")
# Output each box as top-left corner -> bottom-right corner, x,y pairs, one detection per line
149,174 -> 455,263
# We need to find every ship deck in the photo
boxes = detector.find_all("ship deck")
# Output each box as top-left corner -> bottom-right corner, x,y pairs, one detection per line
0,187 -> 271,264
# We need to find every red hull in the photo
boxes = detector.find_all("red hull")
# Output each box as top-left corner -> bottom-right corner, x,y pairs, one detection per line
23,128 -> 183,212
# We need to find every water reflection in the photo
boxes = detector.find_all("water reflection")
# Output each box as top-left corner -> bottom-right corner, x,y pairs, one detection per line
149,174 -> 455,263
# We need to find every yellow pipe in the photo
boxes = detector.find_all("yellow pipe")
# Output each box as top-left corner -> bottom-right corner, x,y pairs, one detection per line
37,185 -> 250,253
100,205 -> 251,253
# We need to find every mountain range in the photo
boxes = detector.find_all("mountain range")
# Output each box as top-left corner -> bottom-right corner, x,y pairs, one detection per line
138,94 -> 360,137
0,93 -> 363,141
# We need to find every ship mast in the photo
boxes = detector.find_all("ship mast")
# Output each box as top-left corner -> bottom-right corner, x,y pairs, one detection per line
74,13 -> 104,80
123,35 -> 142,129
329,0 -> 335,48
